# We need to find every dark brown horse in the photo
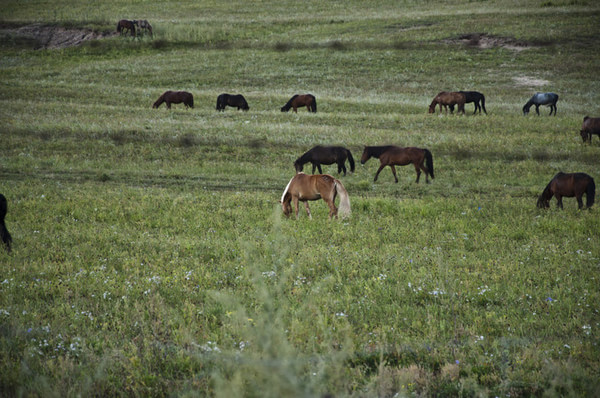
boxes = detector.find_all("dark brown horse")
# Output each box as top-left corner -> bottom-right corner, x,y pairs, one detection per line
281,94 -> 317,113
216,93 -> 249,111
537,172 -> 595,209
360,145 -> 434,184
450,91 -> 487,114
0,194 -> 12,253
281,173 -> 350,220
428,91 -> 466,114
153,91 -> 194,109
294,146 -> 355,176
116,19 -> 136,36
580,116 -> 600,144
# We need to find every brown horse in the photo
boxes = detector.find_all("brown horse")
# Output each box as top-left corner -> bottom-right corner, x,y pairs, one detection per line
280,173 -> 350,220
537,172 -> 595,210
116,19 -> 136,36
580,116 -> 600,144
360,145 -> 434,184
153,91 -> 194,109
281,94 -> 317,113
428,91 -> 466,114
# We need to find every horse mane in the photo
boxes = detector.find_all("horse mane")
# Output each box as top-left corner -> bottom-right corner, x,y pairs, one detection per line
280,174 -> 299,203
282,95 -> 299,110
153,92 -> 166,108
366,145 -> 397,158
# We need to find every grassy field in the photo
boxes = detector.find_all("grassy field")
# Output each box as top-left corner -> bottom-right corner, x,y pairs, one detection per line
1,1 -> 600,396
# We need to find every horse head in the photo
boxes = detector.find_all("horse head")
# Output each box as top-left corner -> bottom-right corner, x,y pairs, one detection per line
522,103 -> 531,115
580,130 -> 589,142
536,196 -> 549,208
360,147 -> 371,164
293,160 -> 304,173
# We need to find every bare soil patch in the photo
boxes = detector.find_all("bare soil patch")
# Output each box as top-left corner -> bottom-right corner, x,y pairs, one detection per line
447,33 -> 537,51
0,23 -> 117,49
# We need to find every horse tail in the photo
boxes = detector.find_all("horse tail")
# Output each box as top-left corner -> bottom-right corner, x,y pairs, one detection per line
311,96 -> 317,113
347,149 -> 355,172
0,194 -> 12,252
334,179 -> 351,219
586,177 -> 595,208
480,94 -> 487,114
424,149 -> 434,179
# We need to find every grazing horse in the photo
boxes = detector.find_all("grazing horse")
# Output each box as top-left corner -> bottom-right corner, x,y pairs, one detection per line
537,172 -> 595,210
216,93 -> 249,111
152,91 -> 194,109
281,94 -> 317,113
523,92 -> 558,116
0,194 -> 12,253
428,91 -> 466,114
294,145 -> 355,176
450,91 -> 487,114
361,145 -> 434,184
133,19 -> 153,36
580,116 -> 600,143
281,173 -> 350,220
116,19 -> 136,36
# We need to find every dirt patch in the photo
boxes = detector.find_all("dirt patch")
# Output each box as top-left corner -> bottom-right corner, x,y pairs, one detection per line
447,33 -> 536,51
0,23 -> 117,49
513,76 -> 551,87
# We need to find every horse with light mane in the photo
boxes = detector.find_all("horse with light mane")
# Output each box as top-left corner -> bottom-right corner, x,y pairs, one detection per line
280,173 -> 350,220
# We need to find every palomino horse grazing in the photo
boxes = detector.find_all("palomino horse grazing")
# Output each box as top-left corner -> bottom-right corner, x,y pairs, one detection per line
281,94 -> 317,113
428,91 -> 466,114
537,172 -> 595,210
116,19 -> 136,36
133,20 -> 153,36
580,116 -> 600,143
152,91 -> 194,109
361,145 -> 435,184
0,194 -> 12,253
522,92 -> 558,116
281,173 -> 351,220
294,145 -> 355,176
216,93 -> 249,111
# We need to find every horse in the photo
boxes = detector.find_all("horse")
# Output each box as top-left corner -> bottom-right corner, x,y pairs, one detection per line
216,93 -> 249,111
281,94 -> 317,113
152,91 -> 194,109
428,91 -> 466,114
281,173 -> 350,220
580,116 -> 600,144
133,20 -> 153,37
522,92 -> 558,116
449,91 -> 487,114
536,172 -> 595,210
0,194 -> 12,253
116,19 -> 136,36
360,145 -> 434,184
294,146 -> 355,176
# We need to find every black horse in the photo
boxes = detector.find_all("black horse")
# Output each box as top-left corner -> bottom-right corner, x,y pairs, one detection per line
216,94 -> 249,111
523,92 -> 559,116
537,172 -> 595,209
0,194 -> 12,253
116,19 -> 136,36
450,91 -> 487,114
294,146 -> 355,176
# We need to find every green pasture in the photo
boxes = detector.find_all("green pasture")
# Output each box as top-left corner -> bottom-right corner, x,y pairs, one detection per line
1,1 -> 599,396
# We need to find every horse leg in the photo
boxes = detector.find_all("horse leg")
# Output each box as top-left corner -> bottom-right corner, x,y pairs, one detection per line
292,197 -> 301,219
535,105 -> 540,116
312,163 -> 317,174
304,202 -> 312,219
292,106 -> 298,113
339,162 -> 346,176
325,199 -> 338,220
576,195 -> 584,209
317,164 -> 323,174
374,164 -> 386,182
556,195 -> 563,209
166,102 -> 171,109
389,165 -> 399,183
414,164 -> 421,183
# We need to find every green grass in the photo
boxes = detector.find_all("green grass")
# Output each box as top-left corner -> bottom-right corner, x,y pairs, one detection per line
1,0 -> 600,396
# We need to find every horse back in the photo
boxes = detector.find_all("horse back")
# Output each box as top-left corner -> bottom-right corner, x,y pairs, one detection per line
582,116 -> 600,132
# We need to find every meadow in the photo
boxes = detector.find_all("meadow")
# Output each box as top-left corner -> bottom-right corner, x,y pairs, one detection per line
1,0 -> 599,396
